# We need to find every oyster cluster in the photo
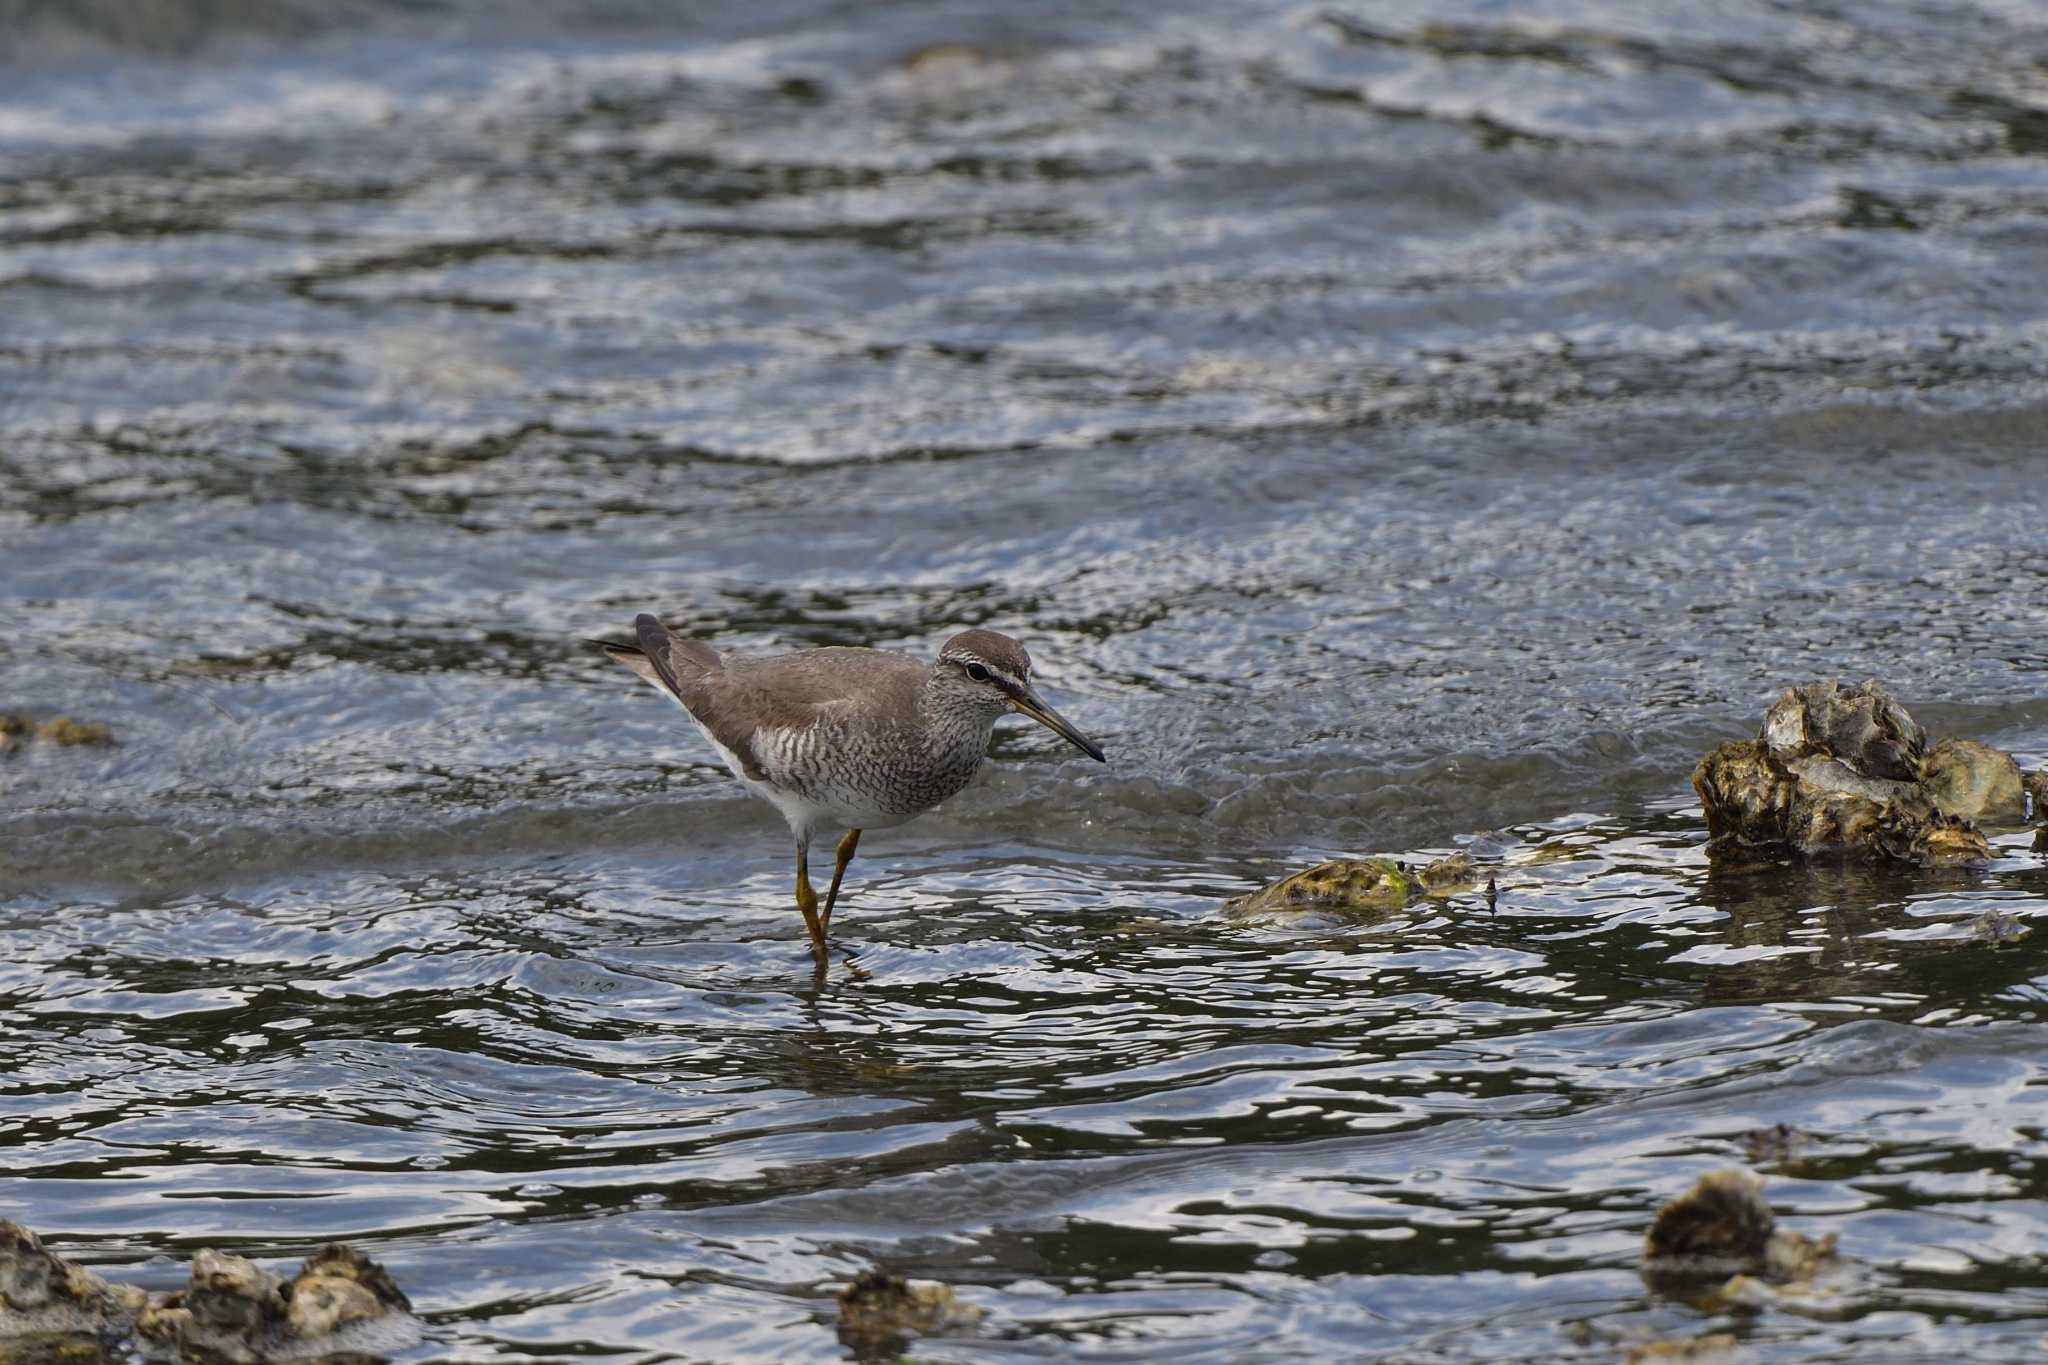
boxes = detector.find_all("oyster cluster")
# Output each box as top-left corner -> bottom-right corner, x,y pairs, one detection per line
0,1222 -> 412,1364
1640,1167 -> 1839,1310
1693,680 -> 2035,863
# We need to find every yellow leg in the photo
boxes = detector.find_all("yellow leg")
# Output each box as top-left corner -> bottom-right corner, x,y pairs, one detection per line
794,840 -> 827,969
822,828 -> 862,933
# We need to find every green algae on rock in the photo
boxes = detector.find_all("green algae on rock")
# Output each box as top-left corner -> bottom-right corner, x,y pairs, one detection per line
1224,851 -> 1479,918
0,715 -> 116,750
34,718 -> 114,746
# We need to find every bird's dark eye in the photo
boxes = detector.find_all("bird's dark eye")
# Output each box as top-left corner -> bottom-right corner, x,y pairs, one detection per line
966,663 -> 991,683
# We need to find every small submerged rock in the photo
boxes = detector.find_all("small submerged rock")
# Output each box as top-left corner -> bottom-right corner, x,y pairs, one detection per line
1621,1334 -> 1739,1364
1964,908 -> 2033,946
0,1223 -> 412,1363
1693,680 -> 2030,864
1737,1122 -> 1816,1170
1224,851 -> 1479,918
0,714 -> 116,751
835,1270 -> 980,1357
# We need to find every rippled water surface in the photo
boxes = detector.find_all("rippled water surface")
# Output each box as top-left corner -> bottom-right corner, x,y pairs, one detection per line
6,1 -> 2048,1360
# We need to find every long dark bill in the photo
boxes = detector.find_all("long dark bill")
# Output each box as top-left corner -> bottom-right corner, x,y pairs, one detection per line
1010,685 -> 1107,763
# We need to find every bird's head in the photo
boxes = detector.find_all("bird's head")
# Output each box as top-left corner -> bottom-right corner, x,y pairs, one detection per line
933,628 -> 1105,762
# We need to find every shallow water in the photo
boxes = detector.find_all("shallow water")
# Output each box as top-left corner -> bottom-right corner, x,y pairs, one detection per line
5,1 -> 2048,1360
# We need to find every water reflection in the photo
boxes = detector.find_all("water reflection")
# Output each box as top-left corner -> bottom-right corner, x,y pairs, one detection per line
7,806 -> 2048,1357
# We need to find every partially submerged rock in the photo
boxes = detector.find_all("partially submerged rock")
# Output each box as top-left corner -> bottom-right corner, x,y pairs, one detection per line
284,1245 -> 409,1339
1642,1168 -> 1837,1298
1622,1334 -> 1738,1364
1224,851 -> 1480,918
1920,738 -> 2024,823
0,715 -> 116,751
835,1271 -> 979,1356
1737,1123 -> 1815,1169
33,718 -> 114,747
0,1221 -> 146,1339
1694,738 -> 1990,864
0,1225 -> 411,1363
1762,680 -> 1924,781
1694,680 -> 2025,864
1964,908 -> 2032,946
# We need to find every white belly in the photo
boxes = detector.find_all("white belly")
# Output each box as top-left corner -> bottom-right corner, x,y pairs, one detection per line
678,707 -> 926,841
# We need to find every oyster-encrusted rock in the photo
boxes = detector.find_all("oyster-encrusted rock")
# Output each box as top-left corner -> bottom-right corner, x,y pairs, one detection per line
1694,738 -> 1991,864
284,1244 -> 410,1337
1919,738 -> 2024,823
6,1229 -> 413,1363
1693,680 -> 2016,864
0,1221 -> 146,1337
1761,680 -> 1924,781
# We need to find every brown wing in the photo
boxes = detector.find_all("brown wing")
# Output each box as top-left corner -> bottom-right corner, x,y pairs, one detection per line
596,619 -> 923,782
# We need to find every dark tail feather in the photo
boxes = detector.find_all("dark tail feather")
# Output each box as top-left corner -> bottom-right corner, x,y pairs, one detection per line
592,637 -> 668,692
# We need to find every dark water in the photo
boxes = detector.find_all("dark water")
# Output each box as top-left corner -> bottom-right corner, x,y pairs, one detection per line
5,1 -> 2048,1359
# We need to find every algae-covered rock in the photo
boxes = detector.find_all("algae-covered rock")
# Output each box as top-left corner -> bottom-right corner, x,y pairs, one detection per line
1919,738 -> 2024,823
1228,858 -> 1409,916
31,719 -> 113,747
1224,852 -> 1482,918
1622,1335 -> 1738,1364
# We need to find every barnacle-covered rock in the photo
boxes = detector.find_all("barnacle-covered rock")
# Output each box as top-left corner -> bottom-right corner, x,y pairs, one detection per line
138,1249 -> 286,1363
283,1245 -> 410,1339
